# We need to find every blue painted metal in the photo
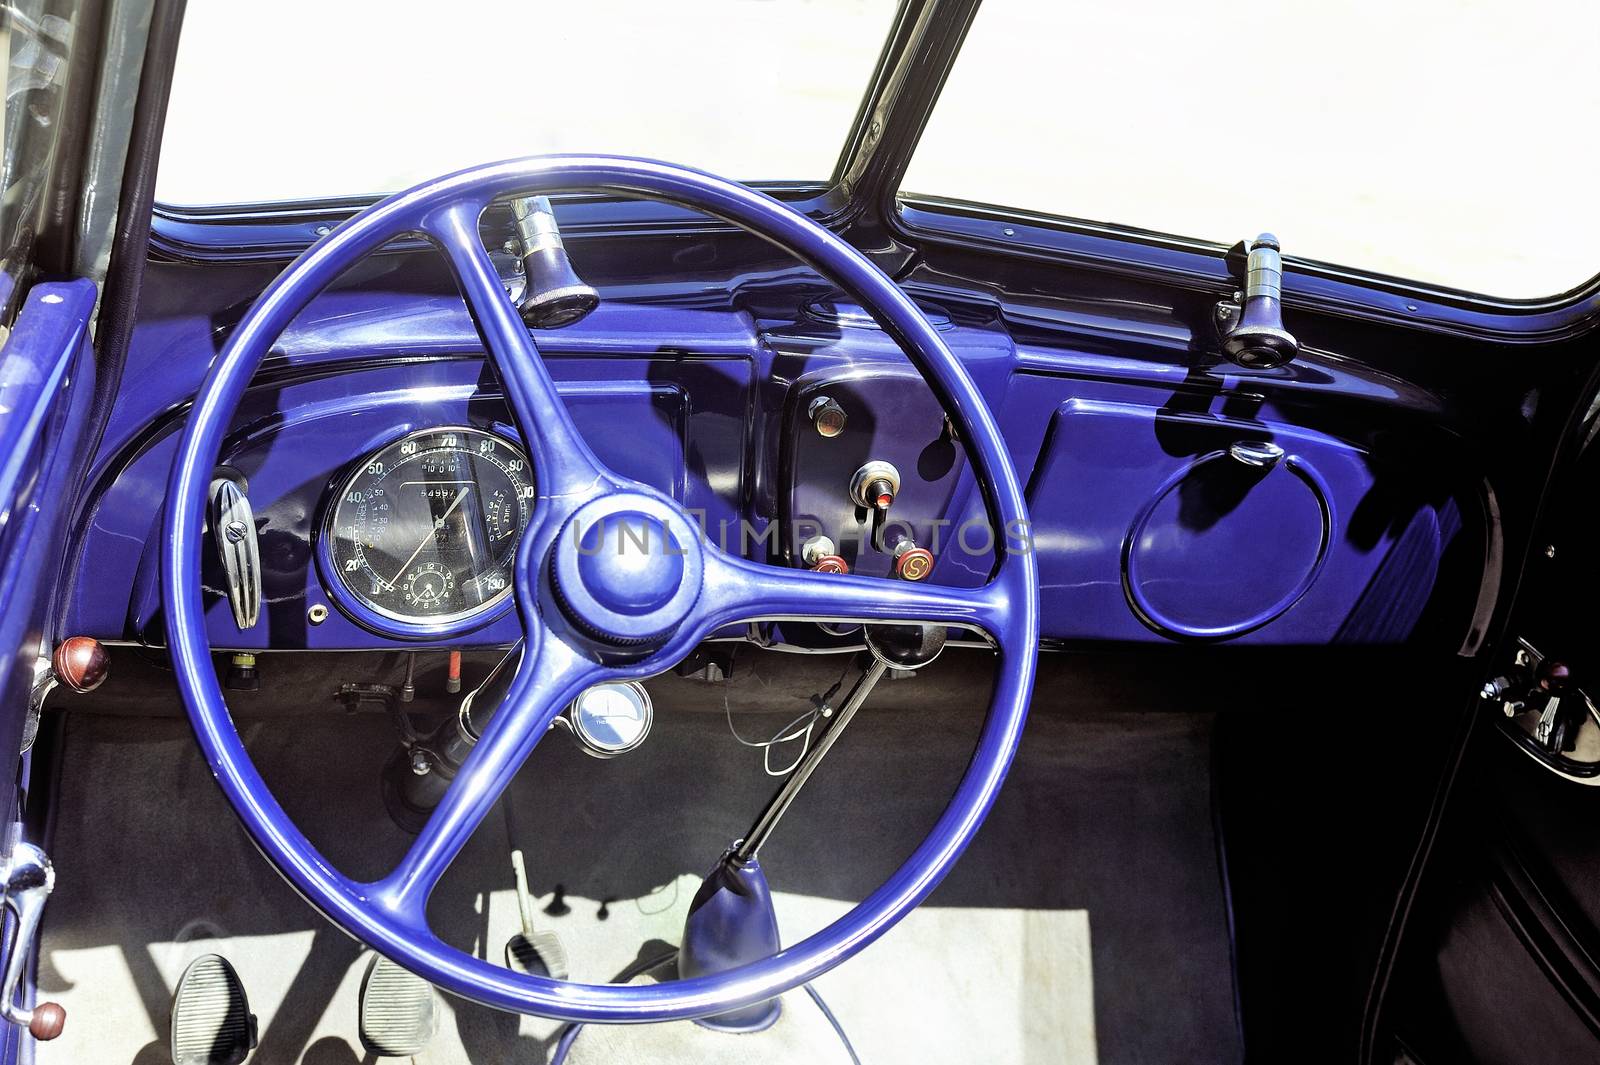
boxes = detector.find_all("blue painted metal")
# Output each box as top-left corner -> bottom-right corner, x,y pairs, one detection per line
69,360 -> 725,648
1020,399 -> 1442,645
148,185 -> 849,264
0,281 -> 99,1059
150,183 -> 1600,342
160,155 -> 1039,1022
677,853 -> 784,1032
67,266 -> 1480,649
0,280 -> 98,758
1122,449 -> 1332,641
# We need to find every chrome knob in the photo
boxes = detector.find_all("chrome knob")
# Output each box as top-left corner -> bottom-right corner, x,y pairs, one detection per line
808,396 -> 847,438
510,196 -> 598,329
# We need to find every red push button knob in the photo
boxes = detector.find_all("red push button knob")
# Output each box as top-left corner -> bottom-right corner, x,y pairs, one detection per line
812,555 -> 849,574
895,546 -> 935,581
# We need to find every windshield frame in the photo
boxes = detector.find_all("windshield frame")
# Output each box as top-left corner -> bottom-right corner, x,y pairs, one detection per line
149,0 -> 923,262
147,0 -> 1600,338
882,2 -> 1600,323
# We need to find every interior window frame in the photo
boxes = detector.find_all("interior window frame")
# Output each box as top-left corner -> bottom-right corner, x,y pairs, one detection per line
891,192 -> 1600,323
880,1 -> 1600,336
148,0 -> 924,265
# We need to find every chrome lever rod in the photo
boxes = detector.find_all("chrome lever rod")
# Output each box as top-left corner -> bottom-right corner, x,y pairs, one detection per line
0,842 -> 64,1040
732,657 -> 889,863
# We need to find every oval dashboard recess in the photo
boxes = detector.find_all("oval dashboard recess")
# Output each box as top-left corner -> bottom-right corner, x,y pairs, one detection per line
1121,447 -> 1332,640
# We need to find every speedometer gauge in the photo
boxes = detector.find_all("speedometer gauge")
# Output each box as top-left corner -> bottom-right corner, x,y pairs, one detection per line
323,427 -> 534,632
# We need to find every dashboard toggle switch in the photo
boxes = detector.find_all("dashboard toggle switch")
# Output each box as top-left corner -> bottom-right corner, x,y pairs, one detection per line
893,541 -> 935,582
808,396 -> 848,438
849,460 -> 901,512
801,535 -> 849,574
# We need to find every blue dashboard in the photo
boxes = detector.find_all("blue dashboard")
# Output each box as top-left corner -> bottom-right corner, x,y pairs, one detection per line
61,248 -> 1487,652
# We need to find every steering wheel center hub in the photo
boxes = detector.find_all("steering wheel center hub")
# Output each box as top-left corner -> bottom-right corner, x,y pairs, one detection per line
552,494 -> 703,644
576,510 -> 684,612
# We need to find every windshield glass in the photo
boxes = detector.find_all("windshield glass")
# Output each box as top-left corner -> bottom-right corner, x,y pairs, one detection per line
901,0 -> 1600,299
157,0 -> 899,207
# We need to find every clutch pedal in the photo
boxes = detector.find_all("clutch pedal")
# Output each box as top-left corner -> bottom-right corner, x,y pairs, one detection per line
358,955 -> 437,1057
170,954 -> 256,1065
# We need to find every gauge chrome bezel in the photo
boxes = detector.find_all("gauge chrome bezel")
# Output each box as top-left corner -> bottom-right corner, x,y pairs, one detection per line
315,424 -> 532,639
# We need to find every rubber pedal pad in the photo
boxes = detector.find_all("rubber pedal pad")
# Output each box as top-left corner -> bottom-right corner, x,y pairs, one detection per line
358,954 -> 438,1057
170,953 -> 257,1065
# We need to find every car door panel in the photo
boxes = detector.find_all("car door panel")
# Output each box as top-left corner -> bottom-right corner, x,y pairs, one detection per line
0,280 -> 99,803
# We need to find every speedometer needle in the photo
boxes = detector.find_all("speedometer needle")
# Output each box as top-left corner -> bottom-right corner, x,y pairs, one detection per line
388,488 -> 470,589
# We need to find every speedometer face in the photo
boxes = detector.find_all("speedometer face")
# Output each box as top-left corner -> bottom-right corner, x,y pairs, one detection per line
325,427 -> 534,628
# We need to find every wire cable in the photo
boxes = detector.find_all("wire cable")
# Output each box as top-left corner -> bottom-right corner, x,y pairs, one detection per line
804,981 -> 863,1065
721,655 -> 853,776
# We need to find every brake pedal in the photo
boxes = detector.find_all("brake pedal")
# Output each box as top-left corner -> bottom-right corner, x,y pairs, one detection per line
170,954 -> 257,1065
358,955 -> 437,1057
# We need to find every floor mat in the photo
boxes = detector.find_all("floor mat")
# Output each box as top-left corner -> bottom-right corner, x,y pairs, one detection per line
35,651 -> 1237,1064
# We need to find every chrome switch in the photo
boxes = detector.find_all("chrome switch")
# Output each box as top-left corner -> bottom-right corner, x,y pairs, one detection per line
209,477 -> 262,631
849,460 -> 900,512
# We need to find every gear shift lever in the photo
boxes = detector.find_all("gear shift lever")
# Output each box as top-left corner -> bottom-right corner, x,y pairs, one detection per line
679,654 -> 892,1031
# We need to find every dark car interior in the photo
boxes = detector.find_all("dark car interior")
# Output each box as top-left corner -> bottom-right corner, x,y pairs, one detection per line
1,1 -> 1598,1063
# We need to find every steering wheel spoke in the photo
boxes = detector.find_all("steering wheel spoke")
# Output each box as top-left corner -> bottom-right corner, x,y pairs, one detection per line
698,546 -> 1009,640
369,636 -> 604,924
423,200 -> 609,498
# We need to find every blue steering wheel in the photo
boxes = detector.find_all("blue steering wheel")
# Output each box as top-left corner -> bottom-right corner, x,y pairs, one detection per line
162,156 -> 1039,1023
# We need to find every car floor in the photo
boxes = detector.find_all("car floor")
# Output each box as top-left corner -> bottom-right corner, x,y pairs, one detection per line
34,648 -> 1239,1065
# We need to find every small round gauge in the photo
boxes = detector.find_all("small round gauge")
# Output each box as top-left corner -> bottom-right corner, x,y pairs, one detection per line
324,426 -> 534,630
400,562 -> 456,612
